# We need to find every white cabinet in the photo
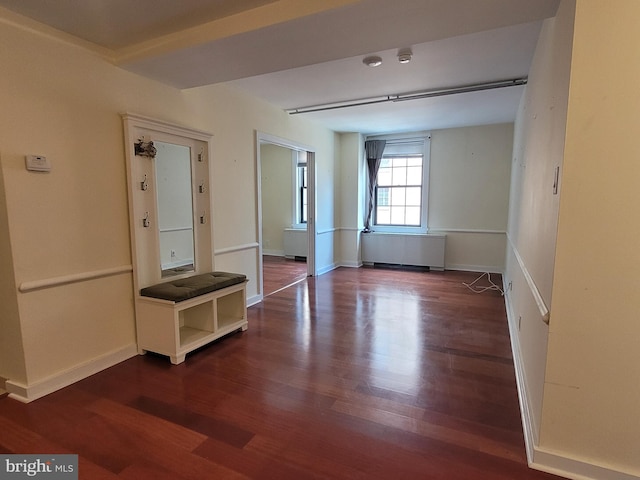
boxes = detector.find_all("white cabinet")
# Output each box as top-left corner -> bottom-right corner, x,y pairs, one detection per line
136,281 -> 247,364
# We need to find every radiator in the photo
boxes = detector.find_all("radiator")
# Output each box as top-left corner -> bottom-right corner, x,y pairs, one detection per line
361,232 -> 445,270
283,228 -> 308,258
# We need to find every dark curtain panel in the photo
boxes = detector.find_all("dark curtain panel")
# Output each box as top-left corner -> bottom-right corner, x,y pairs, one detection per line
363,139 -> 386,232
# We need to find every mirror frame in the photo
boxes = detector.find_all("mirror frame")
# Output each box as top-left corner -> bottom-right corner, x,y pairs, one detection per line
122,113 -> 214,294
256,131 -> 317,302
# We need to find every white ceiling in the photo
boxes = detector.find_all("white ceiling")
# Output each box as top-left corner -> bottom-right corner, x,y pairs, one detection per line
0,0 -> 560,134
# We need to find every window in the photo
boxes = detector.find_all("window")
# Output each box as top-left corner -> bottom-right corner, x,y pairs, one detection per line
370,135 -> 430,233
298,163 -> 307,224
293,150 -> 307,228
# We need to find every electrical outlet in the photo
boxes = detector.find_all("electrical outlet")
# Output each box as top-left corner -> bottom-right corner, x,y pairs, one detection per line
171,250 -> 176,258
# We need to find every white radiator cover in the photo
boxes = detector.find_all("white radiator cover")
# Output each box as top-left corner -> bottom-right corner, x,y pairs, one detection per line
361,232 -> 446,270
283,228 -> 308,258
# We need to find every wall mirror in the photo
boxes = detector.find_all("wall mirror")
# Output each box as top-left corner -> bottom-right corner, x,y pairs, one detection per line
122,113 -> 213,293
154,141 -> 195,277
256,132 -> 317,302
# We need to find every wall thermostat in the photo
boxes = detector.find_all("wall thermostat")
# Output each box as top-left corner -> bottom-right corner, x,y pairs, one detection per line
25,154 -> 51,172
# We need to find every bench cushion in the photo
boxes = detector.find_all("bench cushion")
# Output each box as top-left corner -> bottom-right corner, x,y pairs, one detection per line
140,271 -> 246,302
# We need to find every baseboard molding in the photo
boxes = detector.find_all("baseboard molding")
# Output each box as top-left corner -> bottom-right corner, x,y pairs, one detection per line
529,448 -> 640,480
338,261 -> 362,268
5,344 -> 138,403
503,286 -> 540,452
262,250 -> 284,257
247,294 -> 262,307
316,262 -> 338,276
504,282 -> 638,480
445,263 -> 503,274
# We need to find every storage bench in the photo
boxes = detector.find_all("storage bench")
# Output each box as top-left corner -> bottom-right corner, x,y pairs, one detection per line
136,272 -> 248,364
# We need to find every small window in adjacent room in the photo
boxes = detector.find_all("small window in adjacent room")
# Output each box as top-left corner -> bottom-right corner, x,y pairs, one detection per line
371,135 -> 430,233
293,150 -> 307,228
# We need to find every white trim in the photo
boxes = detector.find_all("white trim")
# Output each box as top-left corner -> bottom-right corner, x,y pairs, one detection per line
365,132 -> 431,235
214,242 -> 260,256
361,231 -> 445,239
121,113 -> 212,142
507,234 -> 550,324
529,448 -> 640,480
262,249 -> 284,257
160,259 -> 192,270
247,294 -> 262,307
503,281 -> 540,452
257,132 -> 314,153
159,226 -> 193,233
339,261 -> 362,268
292,151 -> 308,228
19,265 -> 133,293
446,264 -> 503,274
504,279 -> 638,480
317,262 -> 338,275
5,344 -> 138,403
256,131 -> 318,300
429,228 -> 506,235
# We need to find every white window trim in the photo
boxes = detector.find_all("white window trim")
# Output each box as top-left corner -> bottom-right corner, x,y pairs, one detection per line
366,132 -> 431,234
291,150 -> 308,229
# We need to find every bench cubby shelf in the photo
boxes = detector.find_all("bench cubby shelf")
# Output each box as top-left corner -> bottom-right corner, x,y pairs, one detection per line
136,281 -> 248,364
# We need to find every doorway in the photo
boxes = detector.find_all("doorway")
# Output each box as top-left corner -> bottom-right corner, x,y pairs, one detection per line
256,132 -> 316,299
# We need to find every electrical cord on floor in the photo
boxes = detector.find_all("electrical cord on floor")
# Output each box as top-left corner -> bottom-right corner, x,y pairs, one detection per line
463,272 -> 504,295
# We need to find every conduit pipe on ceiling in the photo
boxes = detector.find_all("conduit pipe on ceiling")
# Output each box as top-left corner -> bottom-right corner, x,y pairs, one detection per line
286,78 -> 527,115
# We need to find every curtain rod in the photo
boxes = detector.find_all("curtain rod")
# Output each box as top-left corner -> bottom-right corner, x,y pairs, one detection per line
286,78 -> 527,115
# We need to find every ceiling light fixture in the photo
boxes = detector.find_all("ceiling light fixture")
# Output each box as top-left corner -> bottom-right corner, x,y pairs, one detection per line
397,48 -> 412,64
363,55 -> 383,67
286,78 -> 528,115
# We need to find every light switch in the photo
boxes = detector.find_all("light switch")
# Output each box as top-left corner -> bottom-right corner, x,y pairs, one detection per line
25,155 -> 51,172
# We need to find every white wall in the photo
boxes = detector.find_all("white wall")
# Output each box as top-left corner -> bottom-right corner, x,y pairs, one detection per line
0,156 -> 26,383
507,1 -> 640,478
0,17 -> 338,398
541,0 -> 640,475
260,143 -> 293,256
336,125 -> 512,272
505,0 -> 574,450
429,123 -> 513,272
337,132 -> 364,267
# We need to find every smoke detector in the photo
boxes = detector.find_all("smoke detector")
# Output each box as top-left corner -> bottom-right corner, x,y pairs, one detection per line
398,48 -> 412,64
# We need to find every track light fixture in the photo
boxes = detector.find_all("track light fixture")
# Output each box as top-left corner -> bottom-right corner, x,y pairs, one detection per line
286,78 -> 528,115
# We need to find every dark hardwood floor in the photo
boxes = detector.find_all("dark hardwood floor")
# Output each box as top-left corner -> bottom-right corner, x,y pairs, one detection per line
262,255 -> 307,297
0,268 -> 562,479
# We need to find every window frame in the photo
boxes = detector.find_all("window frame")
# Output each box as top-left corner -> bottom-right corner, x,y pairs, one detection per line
367,133 -> 431,234
292,150 -> 308,229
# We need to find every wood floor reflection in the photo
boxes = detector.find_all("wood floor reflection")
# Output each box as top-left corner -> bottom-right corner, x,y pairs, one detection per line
0,268 -> 562,479
262,255 -> 307,297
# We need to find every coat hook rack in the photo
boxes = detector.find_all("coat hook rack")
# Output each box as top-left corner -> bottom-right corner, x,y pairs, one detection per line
134,138 -> 157,158
140,174 -> 149,191
143,212 -> 150,228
